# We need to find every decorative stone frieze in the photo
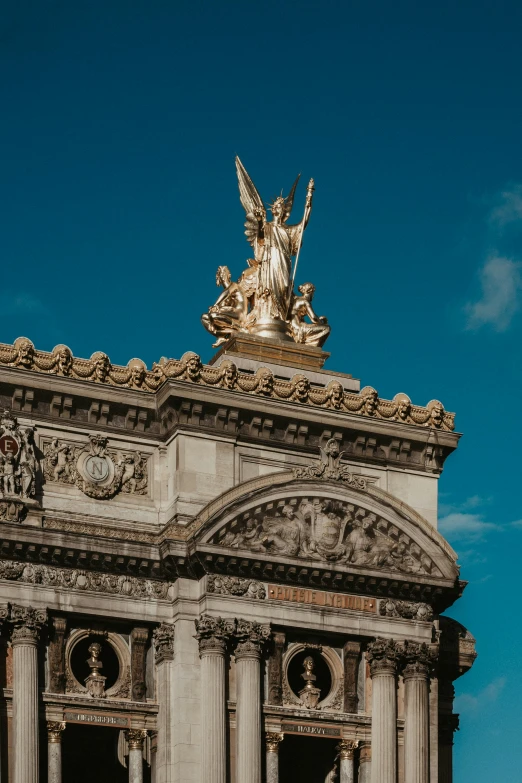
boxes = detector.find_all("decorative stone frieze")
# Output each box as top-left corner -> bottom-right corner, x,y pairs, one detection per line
43,434 -> 148,499
214,495 -> 439,576
366,638 -> 401,676
379,599 -> 434,621
233,619 -> 271,659
0,560 -> 171,600
152,623 -> 175,663
131,627 -> 149,701
0,337 -> 456,430
9,604 -> 47,645
206,574 -> 266,599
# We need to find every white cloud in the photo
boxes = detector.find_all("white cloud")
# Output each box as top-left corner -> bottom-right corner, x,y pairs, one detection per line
465,255 -> 522,332
438,511 -> 499,541
455,677 -> 506,714
490,185 -> 522,229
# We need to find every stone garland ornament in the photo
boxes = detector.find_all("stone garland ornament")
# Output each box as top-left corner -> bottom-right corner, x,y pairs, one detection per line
206,574 -> 266,599
0,559 -> 172,600
213,496 -> 441,576
379,598 -> 434,622
0,410 -> 38,522
0,337 -> 455,430
43,434 -> 148,499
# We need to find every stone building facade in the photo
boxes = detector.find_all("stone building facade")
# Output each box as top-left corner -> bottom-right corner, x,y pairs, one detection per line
0,333 -> 475,783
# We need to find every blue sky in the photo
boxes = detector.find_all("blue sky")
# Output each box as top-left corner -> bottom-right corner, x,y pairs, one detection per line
2,1 -> 522,778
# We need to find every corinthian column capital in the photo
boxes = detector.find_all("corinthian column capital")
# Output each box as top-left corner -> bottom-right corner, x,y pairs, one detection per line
195,614 -> 235,656
47,721 -> 66,743
337,739 -> 359,759
125,728 -> 148,751
233,618 -> 271,660
400,641 -> 437,680
152,622 -> 175,663
266,732 -> 284,753
10,604 -> 47,646
366,637 -> 401,676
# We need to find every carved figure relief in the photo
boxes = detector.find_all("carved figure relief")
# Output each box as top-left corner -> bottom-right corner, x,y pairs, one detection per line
43,434 -> 148,499
0,338 -> 456,430
0,410 -> 38,521
213,496 -> 441,576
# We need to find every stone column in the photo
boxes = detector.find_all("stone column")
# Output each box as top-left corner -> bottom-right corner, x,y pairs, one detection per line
367,638 -> 400,783
358,743 -> 371,783
401,642 -> 434,783
125,730 -> 147,783
150,732 -> 157,783
233,619 -> 271,783
152,623 -> 175,783
337,740 -> 358,783
265,732 -> 283,783
10,604 -> 47,783
47,722 -> 65,783
195,616 -> 234,783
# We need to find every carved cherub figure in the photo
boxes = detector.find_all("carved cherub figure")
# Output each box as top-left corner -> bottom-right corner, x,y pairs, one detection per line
201,265 -> 248,347
288,283 -> 330,347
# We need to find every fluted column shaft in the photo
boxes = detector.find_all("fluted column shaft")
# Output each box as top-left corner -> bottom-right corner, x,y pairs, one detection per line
402,642 -> 435,783
195,616 -> 233,783
404,672 -> 429,783
266,733 -> 283,783
47,723 -> 65,783
11,606 -> 46,783
233,620 -> 270,783
338,741 -> 358,783
367,639 -> 399,783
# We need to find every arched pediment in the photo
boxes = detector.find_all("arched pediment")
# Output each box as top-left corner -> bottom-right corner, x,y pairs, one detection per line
187,470 -> 458,587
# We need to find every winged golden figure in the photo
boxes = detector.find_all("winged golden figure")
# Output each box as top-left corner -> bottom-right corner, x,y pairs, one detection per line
236,156 -> 310,322
201,157 -> 330,348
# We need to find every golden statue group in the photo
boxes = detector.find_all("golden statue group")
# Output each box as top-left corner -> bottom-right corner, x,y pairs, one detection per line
201,158 -> 331,348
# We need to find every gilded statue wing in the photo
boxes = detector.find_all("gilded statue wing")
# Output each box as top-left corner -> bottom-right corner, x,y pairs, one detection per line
236,156 -> 266,248
283,174 -> 300,222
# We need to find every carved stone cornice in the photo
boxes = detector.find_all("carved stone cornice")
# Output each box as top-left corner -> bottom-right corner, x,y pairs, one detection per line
0,337 -> 456,430
9,604 -> 47,645
47,721 -> 66,743
379,599 -> 434,622
366,638 -> 401,677
266,732 -> 284,753
399,641 -> 437,680
125,729 -> 148,750
337,739 -> 359,760
232,618 -> 271,660
194,615 -> 235,656
152,623 -> 175,664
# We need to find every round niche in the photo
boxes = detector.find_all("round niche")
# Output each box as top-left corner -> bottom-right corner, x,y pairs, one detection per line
283,643 -> 343,711
65,630 -> 130,699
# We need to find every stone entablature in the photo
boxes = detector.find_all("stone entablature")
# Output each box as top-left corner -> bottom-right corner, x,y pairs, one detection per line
0,337 -> 455,430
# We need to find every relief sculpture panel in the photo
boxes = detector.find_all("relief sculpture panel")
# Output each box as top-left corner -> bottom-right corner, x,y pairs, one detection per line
212,496 -> 441,576
42,434 -> 149,499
